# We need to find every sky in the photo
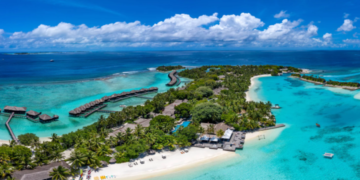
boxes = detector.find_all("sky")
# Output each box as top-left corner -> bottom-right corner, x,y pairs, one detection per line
0,0 -> 360,51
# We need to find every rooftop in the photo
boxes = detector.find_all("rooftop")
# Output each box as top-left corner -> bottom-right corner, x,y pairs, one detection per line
12,161 -> 70,180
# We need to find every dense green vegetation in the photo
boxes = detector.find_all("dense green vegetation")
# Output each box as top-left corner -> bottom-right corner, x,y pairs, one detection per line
156,65 -> 184,71
294,74 -> 358,88
18,133 -> 39,146
326,80 -> 359,87
301,75 -> 326,83
290,73 -> 301,78
1,64 -> 302,179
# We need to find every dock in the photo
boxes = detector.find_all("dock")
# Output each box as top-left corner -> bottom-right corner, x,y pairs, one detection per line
255,124 -> 285,132
166,70 -> 180,86
83,104 -> 107,117
97,110 -> 119,113
5,112 -> 18,142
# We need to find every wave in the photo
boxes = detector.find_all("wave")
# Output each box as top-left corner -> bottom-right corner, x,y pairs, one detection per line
113,73 -> 121,76
147,67 -> 156,71
323,72 -> 360,78
122,71 -> 140,74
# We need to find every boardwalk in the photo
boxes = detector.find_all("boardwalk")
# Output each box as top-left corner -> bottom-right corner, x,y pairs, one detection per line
97,110 -> 119,113
83,104 -> 107,117
5,112 -> 18,142
166,70 -> 180,86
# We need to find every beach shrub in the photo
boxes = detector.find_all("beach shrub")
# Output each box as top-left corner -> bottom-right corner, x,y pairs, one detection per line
191,102 -> 222,123
97,155 -> 111,163
195,86 -> 213,98
18,133 -> 39,146
174,103 -> 192,118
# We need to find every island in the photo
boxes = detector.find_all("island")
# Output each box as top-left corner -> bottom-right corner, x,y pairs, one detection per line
1,64 -> 301,180
156,65 -> 184,72
291,74 -> 360,90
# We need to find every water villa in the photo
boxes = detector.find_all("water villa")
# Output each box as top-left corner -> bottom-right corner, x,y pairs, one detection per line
26,110 -> 41,118
39,114 -> 59,123
69,87 -> 158,117
166,70 -> 180,86
4,106 -> 27,114
271,104 -> 281,109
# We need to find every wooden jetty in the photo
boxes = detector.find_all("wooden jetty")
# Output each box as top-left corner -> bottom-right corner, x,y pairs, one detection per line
166,70 -> 180,86
69,87 -> 158,118
83,104 -> 107,117
5,112 -> 18,142
97,110 -> 118,114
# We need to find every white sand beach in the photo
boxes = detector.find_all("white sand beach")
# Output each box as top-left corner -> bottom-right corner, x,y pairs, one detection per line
246,74 -> 271,102
302,68 -> 312,73
70,128 -> 285,180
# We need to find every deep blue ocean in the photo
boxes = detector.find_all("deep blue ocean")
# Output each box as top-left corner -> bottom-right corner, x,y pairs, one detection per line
2,51 -> 360,179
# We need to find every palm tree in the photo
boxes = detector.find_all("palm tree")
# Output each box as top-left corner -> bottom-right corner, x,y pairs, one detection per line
207,124 -> 215,134
50,133 -> 60,144
67,151 -> 85,169
198,127 -> 205,134
52,150 -> 65,162
83,151 -> 101,169
216,129 -> 225,137
96,145 -> 112,157
49,166 -> 70,180
0,163 -> 14,178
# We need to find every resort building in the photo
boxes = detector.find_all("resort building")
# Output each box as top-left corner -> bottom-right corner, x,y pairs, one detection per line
200,122 -> 235,133
3,106 -> 27,114
134,118 -> 152,128
12,161 -> 70,180
26,110 -> 41,118
162,99 -> 188,118
39,114 -> 59,123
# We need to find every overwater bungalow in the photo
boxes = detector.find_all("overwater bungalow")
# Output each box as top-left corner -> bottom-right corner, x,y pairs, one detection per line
129,90 -> 137,95
39,114 -> 59,123
4,106 -> 27,114
26,110 -> 41,118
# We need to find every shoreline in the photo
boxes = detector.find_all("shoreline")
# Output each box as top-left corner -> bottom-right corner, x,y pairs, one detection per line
73,130 -> 282,180
246,74 -> 271,102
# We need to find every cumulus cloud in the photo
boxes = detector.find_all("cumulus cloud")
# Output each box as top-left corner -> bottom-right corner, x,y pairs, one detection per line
323,33 -> 332,40
274,11 -> 290,18
0,29 -> 4,35
343,39 -> 360,44
337,19 -> 356,31
0,13 -> 329,49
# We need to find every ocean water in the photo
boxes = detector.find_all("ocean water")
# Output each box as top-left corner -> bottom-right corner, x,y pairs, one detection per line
154,74 -> 360,180
0,72 -> 190,139
2,51 -> 360,179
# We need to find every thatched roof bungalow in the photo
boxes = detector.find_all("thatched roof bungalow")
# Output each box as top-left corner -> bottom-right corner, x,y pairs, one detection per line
12,161 -> 70,180
4,106 -> 27,114
26,110 -> 41,118
39,114 -> 58,123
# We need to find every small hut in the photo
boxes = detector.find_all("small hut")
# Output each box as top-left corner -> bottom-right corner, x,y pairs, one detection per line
26,110 -> 41,118
39,114 -> 53,123
129,90 -> 136,95
69,110 -> 77,116
109,157 -> 116,164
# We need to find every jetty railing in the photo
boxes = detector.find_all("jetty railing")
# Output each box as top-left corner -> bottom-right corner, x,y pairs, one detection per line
5,112 -> 18,142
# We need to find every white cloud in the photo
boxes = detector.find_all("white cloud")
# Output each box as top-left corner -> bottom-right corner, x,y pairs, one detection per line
343,39 -> 360,44
354,32 -> 358,38
323,33 -> 332,40
0,12 -> 332,49
337,19 -> 356,31
344,13 -> 350,18
354,17 -> 360,23
274,11 -> 290,19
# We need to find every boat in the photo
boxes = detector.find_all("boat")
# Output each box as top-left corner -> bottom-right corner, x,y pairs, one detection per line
316,123 -> 320,127
323,153 -> 334,158
50,59 -> 54,62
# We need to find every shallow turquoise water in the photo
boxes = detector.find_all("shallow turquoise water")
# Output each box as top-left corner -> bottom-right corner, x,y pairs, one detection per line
0,71 -> 190,139
154,74 -> 360,180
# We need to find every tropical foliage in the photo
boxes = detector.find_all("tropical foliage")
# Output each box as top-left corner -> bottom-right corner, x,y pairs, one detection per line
156,65 -> 184,71
17,133 -> 39,146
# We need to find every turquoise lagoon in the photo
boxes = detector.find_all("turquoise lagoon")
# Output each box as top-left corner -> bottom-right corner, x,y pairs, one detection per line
0,71 -> 189,140
154,74 -> 360,180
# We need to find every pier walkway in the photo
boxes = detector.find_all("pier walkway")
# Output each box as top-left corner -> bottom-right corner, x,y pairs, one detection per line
5,112 -> 18,142
166,70 -> 180,86
97,110 -> 119,114
83,104 -> 107,118
134,95 -> 153,99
